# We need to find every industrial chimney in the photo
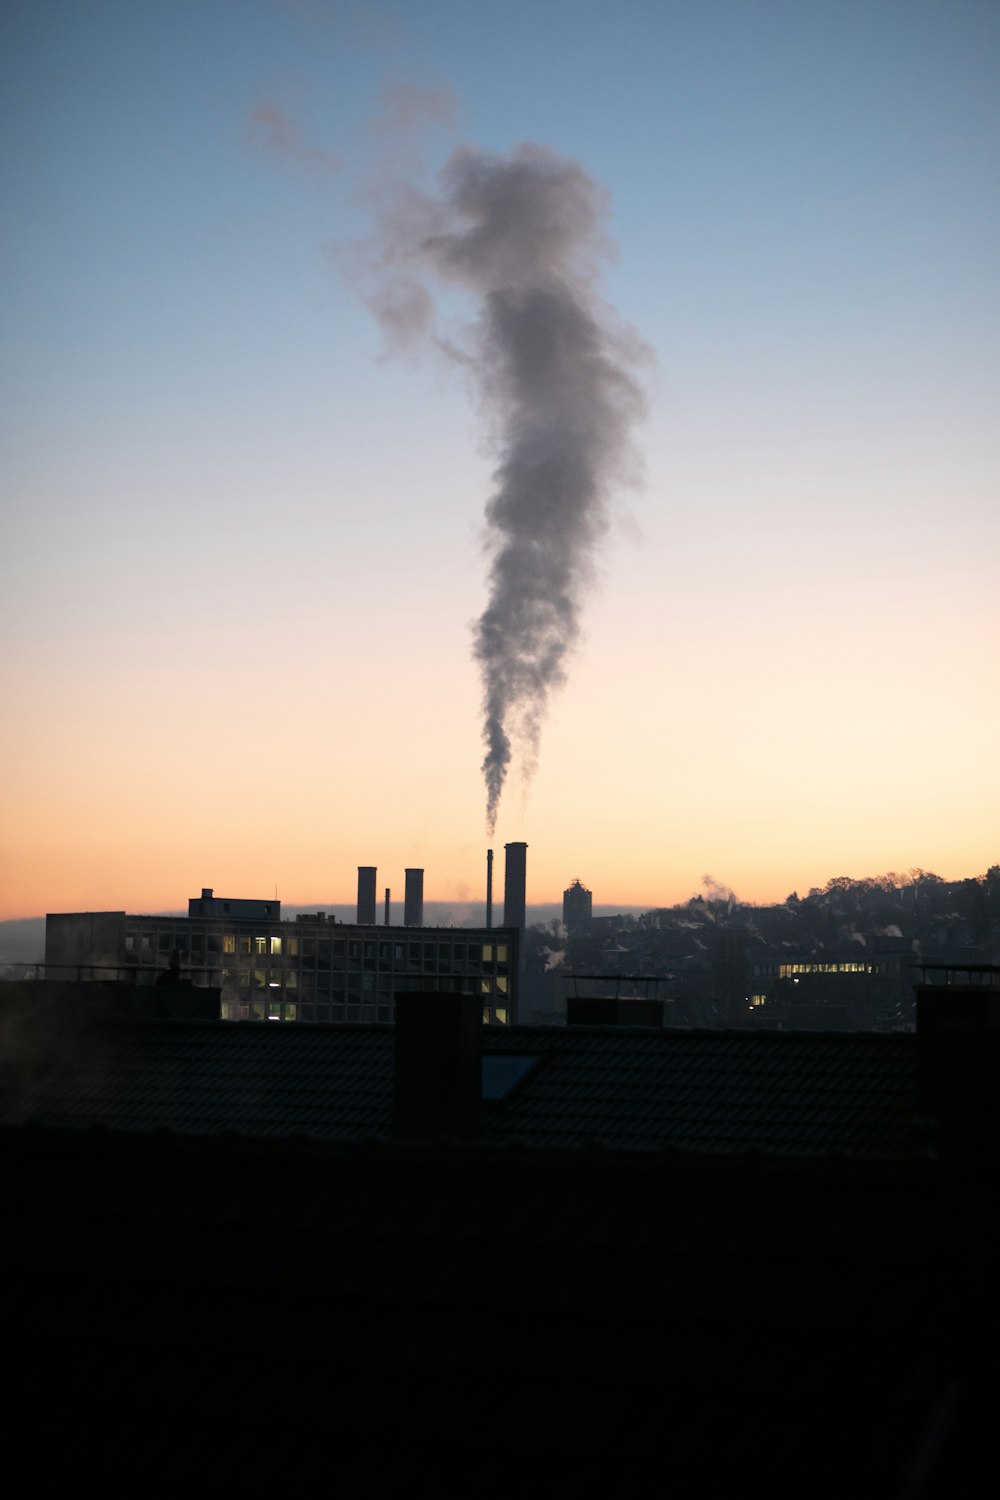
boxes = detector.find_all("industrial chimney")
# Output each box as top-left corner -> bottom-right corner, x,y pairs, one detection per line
357,867 -> 377,926
503,842 -> 527,931
404,868 -> 424,928
486,848 -> 494,930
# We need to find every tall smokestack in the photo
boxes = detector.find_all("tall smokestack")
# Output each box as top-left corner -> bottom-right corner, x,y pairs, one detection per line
486,848 -> 494,930
503,842 -> 527,931
357,867 -> 377,926
385,887 -> 391,926
404,868 -> 424,927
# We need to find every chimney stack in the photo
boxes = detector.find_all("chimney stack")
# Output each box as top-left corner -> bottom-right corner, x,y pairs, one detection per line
384,887 -> 391,926
503,842 -> 527,931
486,848 -> 494,930
357,867 -> 376,926
404,868 -> 424,928
393,991 -> 481,1140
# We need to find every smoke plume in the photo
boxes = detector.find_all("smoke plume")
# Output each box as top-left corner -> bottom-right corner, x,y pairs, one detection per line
363,139 -> 647,831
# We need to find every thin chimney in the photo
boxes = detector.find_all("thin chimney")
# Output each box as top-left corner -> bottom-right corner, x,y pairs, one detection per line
385,887 -> 391,926
486,848 -> 494,930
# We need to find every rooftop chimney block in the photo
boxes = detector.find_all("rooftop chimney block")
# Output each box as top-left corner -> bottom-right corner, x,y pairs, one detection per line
393,991 -> 481,1140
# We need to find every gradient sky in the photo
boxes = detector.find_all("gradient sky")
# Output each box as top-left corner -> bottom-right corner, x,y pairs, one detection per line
2,0 -> 998,921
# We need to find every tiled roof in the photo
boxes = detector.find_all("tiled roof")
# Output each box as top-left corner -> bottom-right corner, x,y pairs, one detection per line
0,1017 -> 918,1158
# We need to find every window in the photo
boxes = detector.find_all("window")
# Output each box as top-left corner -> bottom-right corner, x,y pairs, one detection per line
270,936 -> 282,956
125,933 -> 136,954
239,936 -> 252,956
287,937 -> 299,958
223,935 -> 236,954
255,936 -> 268,955
286,972 -> 298,989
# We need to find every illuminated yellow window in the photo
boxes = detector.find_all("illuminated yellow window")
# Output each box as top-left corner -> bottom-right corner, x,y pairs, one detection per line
286,972 -> 298,989
483,944 -> 494,962
496,975 -> 508,994
496,945 -> 508,962
270,936 -> 282,955
481,978 -> 493,995
223,935 -> 236,955
255,936 -> 268,955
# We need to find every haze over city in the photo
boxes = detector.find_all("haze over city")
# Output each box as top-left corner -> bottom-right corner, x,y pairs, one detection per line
2,0 -> 997,922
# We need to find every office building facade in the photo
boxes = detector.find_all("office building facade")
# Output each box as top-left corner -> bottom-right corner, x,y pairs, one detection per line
45,888 -> 518,1025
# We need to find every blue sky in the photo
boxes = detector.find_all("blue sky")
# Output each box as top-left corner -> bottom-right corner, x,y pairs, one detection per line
2,0 -> 997,917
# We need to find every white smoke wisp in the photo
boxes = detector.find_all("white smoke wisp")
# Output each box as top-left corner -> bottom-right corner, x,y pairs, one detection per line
364,141 -> 648,832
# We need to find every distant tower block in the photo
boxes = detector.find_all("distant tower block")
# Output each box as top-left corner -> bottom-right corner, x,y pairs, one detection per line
503,842 -> 528,930
357,867 -> 377,926
563,878 -> 593,937
404,868 -> 424,927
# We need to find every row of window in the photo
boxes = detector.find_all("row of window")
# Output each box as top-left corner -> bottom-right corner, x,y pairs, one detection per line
218,1000 -> 510,1026
221,970 -> 508,996
776,962 -> 884,978
126,931 -> 509,965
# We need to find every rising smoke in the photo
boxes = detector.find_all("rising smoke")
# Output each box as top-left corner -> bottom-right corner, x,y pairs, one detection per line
361,134 -> 648,831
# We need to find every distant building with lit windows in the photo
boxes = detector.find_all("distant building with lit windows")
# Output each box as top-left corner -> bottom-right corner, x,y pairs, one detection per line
746,946 -> 915,1029
45,887 -> 518,1025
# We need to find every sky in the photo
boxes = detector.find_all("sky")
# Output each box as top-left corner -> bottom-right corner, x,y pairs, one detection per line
1,0 -> 998,921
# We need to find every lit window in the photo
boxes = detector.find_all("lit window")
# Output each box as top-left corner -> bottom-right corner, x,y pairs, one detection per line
255,936 -> 268,955
239,936 -> 252,955
285,1003 -> 297,1021
496,945 -> 508,962
483,944 -> 494,962
223,935 -> 236,954
270,936 -> 282,956
254,969 -> 267,989
286,972 -> 298,989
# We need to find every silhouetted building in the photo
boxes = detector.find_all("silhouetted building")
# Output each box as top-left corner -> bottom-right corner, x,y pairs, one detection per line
356,866 -> 377,925
45,890 -> 518,1025
562,878 -> 593,936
